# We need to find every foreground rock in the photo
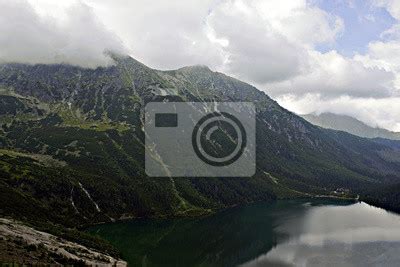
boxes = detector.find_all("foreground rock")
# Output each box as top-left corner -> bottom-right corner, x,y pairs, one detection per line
0,218 -> 126,266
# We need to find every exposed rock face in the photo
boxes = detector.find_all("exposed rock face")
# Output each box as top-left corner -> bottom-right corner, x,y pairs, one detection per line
0,218 -> 127,266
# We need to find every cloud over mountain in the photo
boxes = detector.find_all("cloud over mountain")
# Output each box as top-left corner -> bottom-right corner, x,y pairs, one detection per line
1,0 -> 400,130
0,0 -> 126,68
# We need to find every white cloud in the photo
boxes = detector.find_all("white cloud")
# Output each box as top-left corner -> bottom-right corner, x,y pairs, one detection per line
82,0 -> 225,70
203,0 -> 393,100
207,0 -> 306,83
74,0 -> 345,85
206,0 -> 345,84
253,0 -> 345,46
355,40 -> 400,91
0,0 -> 126,68
373,0 -> 400,20
266,50 -> 395,98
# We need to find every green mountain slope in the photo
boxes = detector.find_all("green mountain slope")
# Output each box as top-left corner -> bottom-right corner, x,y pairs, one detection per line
0,55 -> 400,228
302,112 -> 400,140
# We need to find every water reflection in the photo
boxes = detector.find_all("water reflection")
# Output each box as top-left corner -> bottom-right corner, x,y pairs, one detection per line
87,200 -> 400,267
242,202 -> 400,267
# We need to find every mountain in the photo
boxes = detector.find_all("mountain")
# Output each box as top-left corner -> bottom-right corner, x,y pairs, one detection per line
302,112 -> 400,140
0,55 -> 400,233
362,182 -> 400,213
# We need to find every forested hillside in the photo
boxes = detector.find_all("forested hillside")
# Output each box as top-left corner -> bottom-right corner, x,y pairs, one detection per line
0,55 -> 400,229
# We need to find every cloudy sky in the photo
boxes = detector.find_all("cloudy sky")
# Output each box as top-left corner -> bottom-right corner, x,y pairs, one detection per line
1,0 -> 400,131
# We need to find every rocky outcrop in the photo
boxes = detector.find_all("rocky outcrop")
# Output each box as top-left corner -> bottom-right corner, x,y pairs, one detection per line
0,218 -> 126,266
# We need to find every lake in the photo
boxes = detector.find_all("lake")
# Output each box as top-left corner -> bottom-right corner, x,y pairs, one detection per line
86,199 -> 400,266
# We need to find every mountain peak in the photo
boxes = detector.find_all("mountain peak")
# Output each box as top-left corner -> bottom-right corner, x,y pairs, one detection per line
177,65 -> 212,73
108,53 -> 213,74
106,52 -> 153,71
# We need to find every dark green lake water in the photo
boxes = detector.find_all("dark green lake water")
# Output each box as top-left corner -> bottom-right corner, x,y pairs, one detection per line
86,199 -> 400,266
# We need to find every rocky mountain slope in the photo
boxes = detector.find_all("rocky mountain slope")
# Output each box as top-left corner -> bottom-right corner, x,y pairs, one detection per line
0,55 -> 399,231
302,112 -> 400,140
0,218 -> 126,265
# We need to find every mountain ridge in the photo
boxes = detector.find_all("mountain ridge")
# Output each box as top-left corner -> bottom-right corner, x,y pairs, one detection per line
0,55 -> 399,230
302,112 -> 400,140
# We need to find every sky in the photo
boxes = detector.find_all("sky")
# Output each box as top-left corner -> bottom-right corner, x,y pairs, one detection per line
1,0 -> 400,131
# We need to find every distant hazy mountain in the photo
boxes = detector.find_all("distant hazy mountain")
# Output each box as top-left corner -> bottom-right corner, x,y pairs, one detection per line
302,113 -> 400,140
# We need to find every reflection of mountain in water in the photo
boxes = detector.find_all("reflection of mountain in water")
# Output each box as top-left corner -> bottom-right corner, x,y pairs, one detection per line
241,202 -> 400,267
88,199 -> 370,266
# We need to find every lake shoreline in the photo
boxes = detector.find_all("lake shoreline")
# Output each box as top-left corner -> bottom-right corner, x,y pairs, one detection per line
82,194 -> 360,230
86,198 -> 400,267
